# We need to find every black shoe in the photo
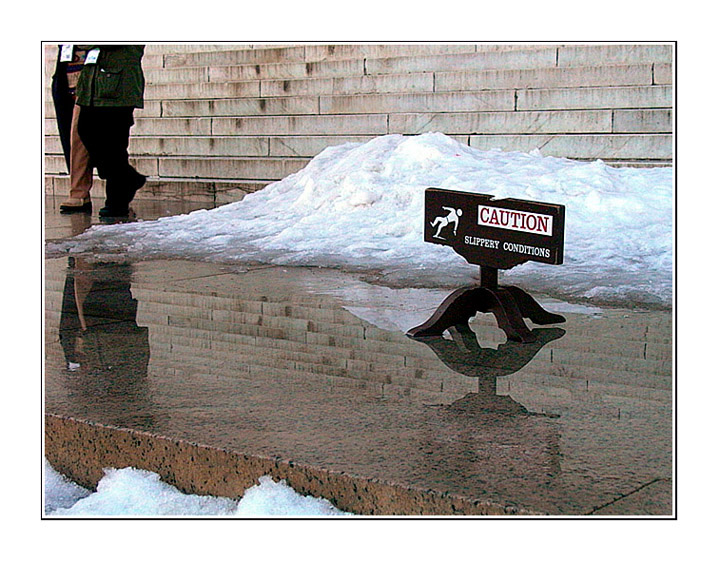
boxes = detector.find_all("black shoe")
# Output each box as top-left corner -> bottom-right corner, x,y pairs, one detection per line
99,209 -> 136,223
132,173 -> 147,192
99,205 -> 130,218
59,198 -> 92,213
126,173 -> 147,204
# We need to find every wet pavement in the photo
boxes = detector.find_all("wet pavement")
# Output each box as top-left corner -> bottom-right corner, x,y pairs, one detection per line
44,196 -> 674,516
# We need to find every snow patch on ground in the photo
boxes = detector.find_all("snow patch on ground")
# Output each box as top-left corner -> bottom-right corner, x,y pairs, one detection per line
44,460 -> 349,517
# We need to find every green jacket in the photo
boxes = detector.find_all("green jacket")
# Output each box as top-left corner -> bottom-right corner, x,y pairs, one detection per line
75,45 -> 145,108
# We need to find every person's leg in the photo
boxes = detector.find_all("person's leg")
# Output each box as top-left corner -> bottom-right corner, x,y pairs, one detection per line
77,105 -> 101,170
78,106 -> 145,216
99,108 -> 145,215
69,104 -> 93,199
51,72 -> 73,171
60,104 -> 94,212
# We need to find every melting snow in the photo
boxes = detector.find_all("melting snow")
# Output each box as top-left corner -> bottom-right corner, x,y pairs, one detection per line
50,133 -> 673,307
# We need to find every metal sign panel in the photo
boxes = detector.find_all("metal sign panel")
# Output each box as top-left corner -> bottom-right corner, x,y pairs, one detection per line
424,188 -> 565,270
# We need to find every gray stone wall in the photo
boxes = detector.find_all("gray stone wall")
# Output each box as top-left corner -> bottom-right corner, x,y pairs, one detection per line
44,43 -> 673,203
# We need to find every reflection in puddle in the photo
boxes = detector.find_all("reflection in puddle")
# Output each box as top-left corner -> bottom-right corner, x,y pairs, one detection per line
416,325 -> 565,418
45,257 -> 673,514
57,257 -> 157,431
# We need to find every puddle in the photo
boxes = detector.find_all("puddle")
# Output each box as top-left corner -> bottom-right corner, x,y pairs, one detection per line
44,255 -> 673,515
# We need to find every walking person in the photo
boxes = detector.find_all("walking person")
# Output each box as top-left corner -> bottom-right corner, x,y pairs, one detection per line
51,44 -> 94,213
75,45 -> 146,218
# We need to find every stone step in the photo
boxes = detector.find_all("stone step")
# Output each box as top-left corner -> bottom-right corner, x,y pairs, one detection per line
44,100 -> 163,119
150,44 -> 668,72
323,86 -> 671,115
396,109 -> 614,134
210,58 -> 366,82
45,139 -> 670,171
161,44 -> 481,69
129,136 -> 270,158
209,114 -> 389,136
44,174 -> 266,203
46,84 -> 672,122
44,71 -> 429,102
389,109 -> 673,135
46,127 -> 672,163
142,58 -> 367,85
468,133 -> 672,161
45,154 -> 158,177
260,72 -> 434,98
146,44 -> 255,55
435,63 -> 670,91
367,47 -> 559,75
156,44 -> 565,71
45,153 -> 309,182
557,44 -> 672,67
44,62 -> 672,107
44,114 -> 390,138
160,96 -> 321,117
139,45 -> 673,87
145,80 -> 262,100
517,85 -> 671,111
162,45 -> 308,68
303,43 -> 522,62
155,91 -> 513,116
157,155 -> 310,181
369,45 -> 672,75
43,43 -> 296,76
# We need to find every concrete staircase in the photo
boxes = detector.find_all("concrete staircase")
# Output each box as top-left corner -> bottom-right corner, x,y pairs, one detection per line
44,43 -> 673,204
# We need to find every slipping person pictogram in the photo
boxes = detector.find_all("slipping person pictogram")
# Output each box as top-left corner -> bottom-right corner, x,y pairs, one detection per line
431,207 -> 463,239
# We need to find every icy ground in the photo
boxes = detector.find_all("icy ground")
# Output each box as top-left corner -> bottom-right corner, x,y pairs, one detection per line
48,133 -> 673,307
44,459 -> 350,517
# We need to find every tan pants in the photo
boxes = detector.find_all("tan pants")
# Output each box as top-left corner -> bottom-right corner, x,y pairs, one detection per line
69,103 -> 93,200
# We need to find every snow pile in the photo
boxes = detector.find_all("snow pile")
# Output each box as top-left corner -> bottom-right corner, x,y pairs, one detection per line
44,458 -> 92,513
235,476 -> 348,516
44,460 -> 349,517
53,133 -> 673,307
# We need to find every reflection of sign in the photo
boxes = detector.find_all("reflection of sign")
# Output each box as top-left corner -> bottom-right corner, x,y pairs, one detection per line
424,188 -> 565,270
418,324 -> 565,416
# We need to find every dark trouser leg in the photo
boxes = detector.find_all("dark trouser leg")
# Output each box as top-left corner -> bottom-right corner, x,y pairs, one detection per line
51,74 -> 74,171
78,106 -> 145,212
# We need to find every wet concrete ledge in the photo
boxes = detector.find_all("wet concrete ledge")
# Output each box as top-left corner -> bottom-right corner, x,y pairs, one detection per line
45,414 -> 527,516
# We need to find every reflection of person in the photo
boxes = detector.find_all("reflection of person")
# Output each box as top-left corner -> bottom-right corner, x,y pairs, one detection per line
75,45 -> 146,218
58,259 -> 154,430
51,45 -> 94,213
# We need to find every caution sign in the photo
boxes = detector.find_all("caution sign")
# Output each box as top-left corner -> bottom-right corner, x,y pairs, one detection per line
424,188 -> 565,270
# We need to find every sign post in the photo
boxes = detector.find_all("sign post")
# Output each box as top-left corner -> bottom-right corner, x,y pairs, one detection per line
407,188 -> 566,343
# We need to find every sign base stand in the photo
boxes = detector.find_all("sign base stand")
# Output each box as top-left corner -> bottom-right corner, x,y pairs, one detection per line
407,266 -> 566,343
